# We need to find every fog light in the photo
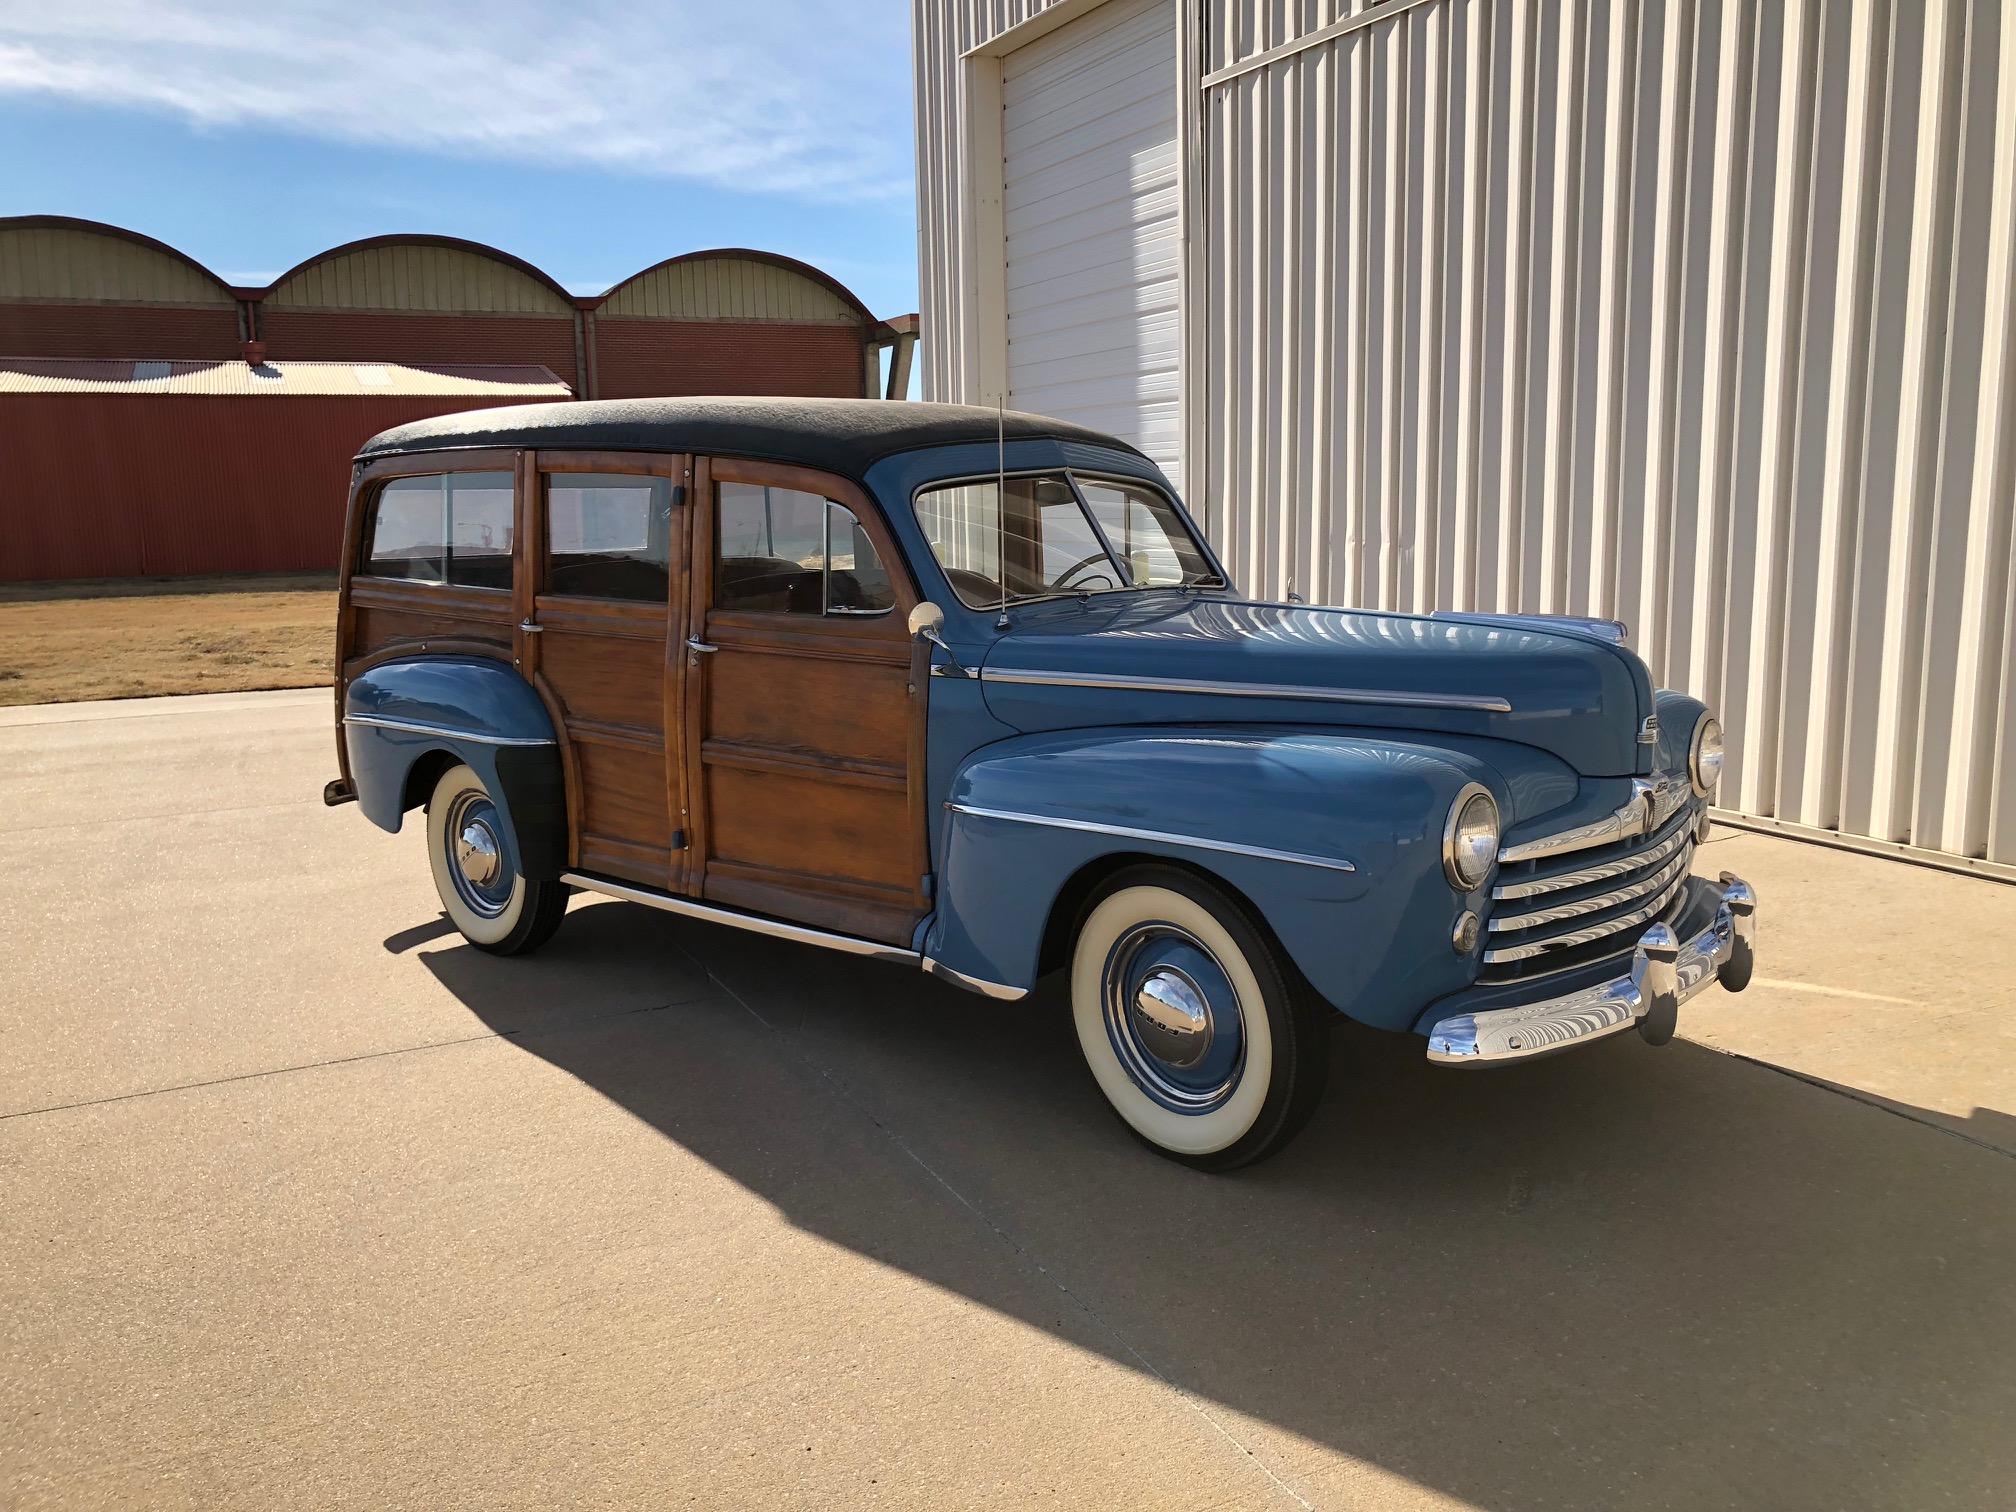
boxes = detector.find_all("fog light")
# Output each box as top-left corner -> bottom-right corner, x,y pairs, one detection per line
1452,911 -> 1481,954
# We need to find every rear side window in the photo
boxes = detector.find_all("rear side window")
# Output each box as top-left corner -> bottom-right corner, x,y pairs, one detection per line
545,473 -> 672,601
362,472 -> 515,588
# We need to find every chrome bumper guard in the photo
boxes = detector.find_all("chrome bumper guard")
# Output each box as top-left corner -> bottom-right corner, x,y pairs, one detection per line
1426,872 -> 1756,1066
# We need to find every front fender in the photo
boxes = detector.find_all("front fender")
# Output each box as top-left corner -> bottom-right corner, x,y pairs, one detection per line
924,726 -> 1499,1030
342,656 -> 567,879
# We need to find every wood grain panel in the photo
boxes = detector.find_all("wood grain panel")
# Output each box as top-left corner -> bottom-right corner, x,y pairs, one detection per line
702,765 -> 914,892
577,739 -> 672,851
350,605 -> 513,658
702,864 -> 920,946
706,652 -> 909,766
539,631 -> 663,732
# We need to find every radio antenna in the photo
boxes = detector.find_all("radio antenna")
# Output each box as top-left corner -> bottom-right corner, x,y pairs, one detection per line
996,395 -> 1010,630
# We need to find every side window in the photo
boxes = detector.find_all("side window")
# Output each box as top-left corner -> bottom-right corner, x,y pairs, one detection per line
545,473 -> 672,601
715,483 -> 895,617
362,472 -> 516,587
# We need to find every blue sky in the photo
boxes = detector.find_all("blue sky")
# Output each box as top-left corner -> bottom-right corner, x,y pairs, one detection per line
0,2 -> 920,318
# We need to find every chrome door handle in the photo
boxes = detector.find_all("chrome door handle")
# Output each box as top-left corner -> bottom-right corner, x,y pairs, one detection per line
519,619 -> 543,635
685,637 -> 718,654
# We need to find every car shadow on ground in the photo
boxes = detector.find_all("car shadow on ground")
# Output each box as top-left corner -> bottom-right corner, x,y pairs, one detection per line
418,897 -> 2016,1512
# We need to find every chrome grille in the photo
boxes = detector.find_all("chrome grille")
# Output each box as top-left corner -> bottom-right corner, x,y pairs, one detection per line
1482,806 -> 1697,975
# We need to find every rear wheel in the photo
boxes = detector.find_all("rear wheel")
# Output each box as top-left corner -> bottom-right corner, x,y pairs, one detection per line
1069,865 -> 1330,1171
425,763 -> 568,955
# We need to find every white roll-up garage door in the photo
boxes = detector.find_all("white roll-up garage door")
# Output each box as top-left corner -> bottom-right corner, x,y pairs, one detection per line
1001,0 -> 1181,488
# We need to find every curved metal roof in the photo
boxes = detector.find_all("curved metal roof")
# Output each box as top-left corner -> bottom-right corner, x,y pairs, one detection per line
356,396 -> 1144,477
597,247 -> 876,326
0,215 -> 238,303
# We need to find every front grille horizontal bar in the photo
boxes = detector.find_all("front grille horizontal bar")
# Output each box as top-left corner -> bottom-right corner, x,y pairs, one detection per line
1492,820 -> 1693,901
1489,847 -> 1693,934
1482,871 -> 1690,964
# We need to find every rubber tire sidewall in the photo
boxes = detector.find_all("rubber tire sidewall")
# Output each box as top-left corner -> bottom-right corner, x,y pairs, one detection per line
1071,869 -> 1318,1167
426,763 -> 539,951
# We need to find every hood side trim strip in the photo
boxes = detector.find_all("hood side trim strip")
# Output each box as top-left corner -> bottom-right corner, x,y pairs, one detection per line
975,666 -> 1513,713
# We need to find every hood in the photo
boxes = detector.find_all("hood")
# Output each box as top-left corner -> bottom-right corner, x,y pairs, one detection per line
976,597 -> 1655,778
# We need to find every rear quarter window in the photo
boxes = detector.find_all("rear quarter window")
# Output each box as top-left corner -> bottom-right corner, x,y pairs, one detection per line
362,472 -> 516,588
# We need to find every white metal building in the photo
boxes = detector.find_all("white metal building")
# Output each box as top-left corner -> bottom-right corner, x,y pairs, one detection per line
913,0 -> 2016,875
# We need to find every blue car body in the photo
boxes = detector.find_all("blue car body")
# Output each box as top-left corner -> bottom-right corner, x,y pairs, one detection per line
337,398 -> 1741,1066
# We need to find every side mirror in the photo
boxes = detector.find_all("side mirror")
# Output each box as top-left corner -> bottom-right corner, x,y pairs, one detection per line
907,600 -> 965,675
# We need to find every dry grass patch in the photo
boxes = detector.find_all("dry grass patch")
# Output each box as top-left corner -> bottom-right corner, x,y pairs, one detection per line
0,575 -> 338,706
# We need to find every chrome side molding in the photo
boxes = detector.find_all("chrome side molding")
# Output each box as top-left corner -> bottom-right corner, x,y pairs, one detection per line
563,871 -> 1032,1002
343,713 -> 555,747
974,666 -> 1514,714
947,801 -> 1358,873
561,872 -> 921,965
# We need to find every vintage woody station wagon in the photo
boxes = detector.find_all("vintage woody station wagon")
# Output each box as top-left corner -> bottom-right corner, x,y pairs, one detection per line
328,397 -> 1757,1169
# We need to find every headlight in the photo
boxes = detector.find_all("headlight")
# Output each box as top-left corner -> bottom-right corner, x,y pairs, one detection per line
1689,714 -> 1725,797
1443,783 -> 1500,891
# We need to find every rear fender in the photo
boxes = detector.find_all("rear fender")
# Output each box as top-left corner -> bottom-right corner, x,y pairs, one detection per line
342,656 -> 567,879
924,727 -> 1497,1030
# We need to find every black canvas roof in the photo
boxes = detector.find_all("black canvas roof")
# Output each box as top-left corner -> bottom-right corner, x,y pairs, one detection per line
357,396 -> 1145,479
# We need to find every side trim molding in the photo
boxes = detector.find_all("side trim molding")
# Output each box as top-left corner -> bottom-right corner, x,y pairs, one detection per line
344,713 -> 555,748
973,666 -> 1513,713
947,802 -> 1358,873
561,872 -> 922,965
922,956 -> 1031,1001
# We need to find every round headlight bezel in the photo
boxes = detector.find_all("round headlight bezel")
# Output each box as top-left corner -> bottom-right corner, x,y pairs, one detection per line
1689,714 -> 1725,798
1443,783 -> 1501,892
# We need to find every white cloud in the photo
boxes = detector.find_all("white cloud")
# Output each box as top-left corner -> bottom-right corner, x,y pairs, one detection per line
0,1 -> 913,201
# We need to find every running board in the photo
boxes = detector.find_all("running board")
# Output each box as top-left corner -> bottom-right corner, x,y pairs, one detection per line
561,871 -> 922,966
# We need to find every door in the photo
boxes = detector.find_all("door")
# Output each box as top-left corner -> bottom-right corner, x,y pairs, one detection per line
682,457 -> 929,945
517,451 -> 691,891
1002,0 -> 1181,487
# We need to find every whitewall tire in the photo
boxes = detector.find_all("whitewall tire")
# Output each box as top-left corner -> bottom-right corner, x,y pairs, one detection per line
1070,865 -> 1330,1171
425,763 -> 568,956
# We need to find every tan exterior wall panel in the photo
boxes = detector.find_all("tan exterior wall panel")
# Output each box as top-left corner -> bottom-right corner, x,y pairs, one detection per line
915,0 -> 2016,865
599,258 -> 861,323
266,244 -> 572,314
0,225 -> 234,306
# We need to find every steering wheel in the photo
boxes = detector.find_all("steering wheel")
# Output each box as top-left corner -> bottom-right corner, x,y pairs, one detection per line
1053,552 -> 1118,592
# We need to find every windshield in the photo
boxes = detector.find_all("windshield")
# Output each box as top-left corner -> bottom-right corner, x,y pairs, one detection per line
912,472 -> 1221,609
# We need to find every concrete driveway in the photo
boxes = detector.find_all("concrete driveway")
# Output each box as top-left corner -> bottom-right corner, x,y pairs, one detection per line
3,688 -> 2013,1511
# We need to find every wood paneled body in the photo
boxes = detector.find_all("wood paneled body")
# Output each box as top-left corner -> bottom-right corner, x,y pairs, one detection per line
336,443 -> 929,944
522,452 -> 690,890
686,458 -> 928,945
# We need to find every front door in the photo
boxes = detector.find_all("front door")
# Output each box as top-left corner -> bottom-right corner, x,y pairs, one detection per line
517,451 -> 691,891
682,457 -> 929,945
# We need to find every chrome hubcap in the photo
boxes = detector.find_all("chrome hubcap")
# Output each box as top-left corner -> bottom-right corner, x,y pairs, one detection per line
443,790 -> 513,918
1102,923 -> 1245,1113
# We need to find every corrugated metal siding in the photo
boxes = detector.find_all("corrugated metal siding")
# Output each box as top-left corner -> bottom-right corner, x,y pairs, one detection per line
266,244 -> 572,314
916,0 -> 2016,866
0,394 -> 550,581
260,310 -> 577,372
0,359 -> 568,397
598,257 -> 862,322
592,319 -> 870,400
0,303 -> 242,361
0,226 -> 235,305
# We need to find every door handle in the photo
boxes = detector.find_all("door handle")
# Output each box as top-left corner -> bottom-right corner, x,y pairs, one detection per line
519,619 -> 543,635
685,637 -> 719,654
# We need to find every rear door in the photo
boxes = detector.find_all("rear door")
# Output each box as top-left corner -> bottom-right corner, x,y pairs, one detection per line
518,451 -> 692,891
681,457 -> 929,944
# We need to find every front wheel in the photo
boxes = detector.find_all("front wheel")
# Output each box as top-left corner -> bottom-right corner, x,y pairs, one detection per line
1070,865 -> 1331,1171
425,763 -> 568,955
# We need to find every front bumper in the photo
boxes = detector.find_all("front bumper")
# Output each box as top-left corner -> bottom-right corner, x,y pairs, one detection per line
1425,871 -> 1756,1065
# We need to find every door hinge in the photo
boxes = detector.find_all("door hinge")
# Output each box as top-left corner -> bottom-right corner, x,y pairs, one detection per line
671,484 -> 688,508
670,829 -> 689,851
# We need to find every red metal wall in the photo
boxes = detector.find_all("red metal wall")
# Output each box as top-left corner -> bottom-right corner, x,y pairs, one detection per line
0,303 -> 242,361
261,311 -> 581,389
0,394 -> 549,581
592,318 -> 866,400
